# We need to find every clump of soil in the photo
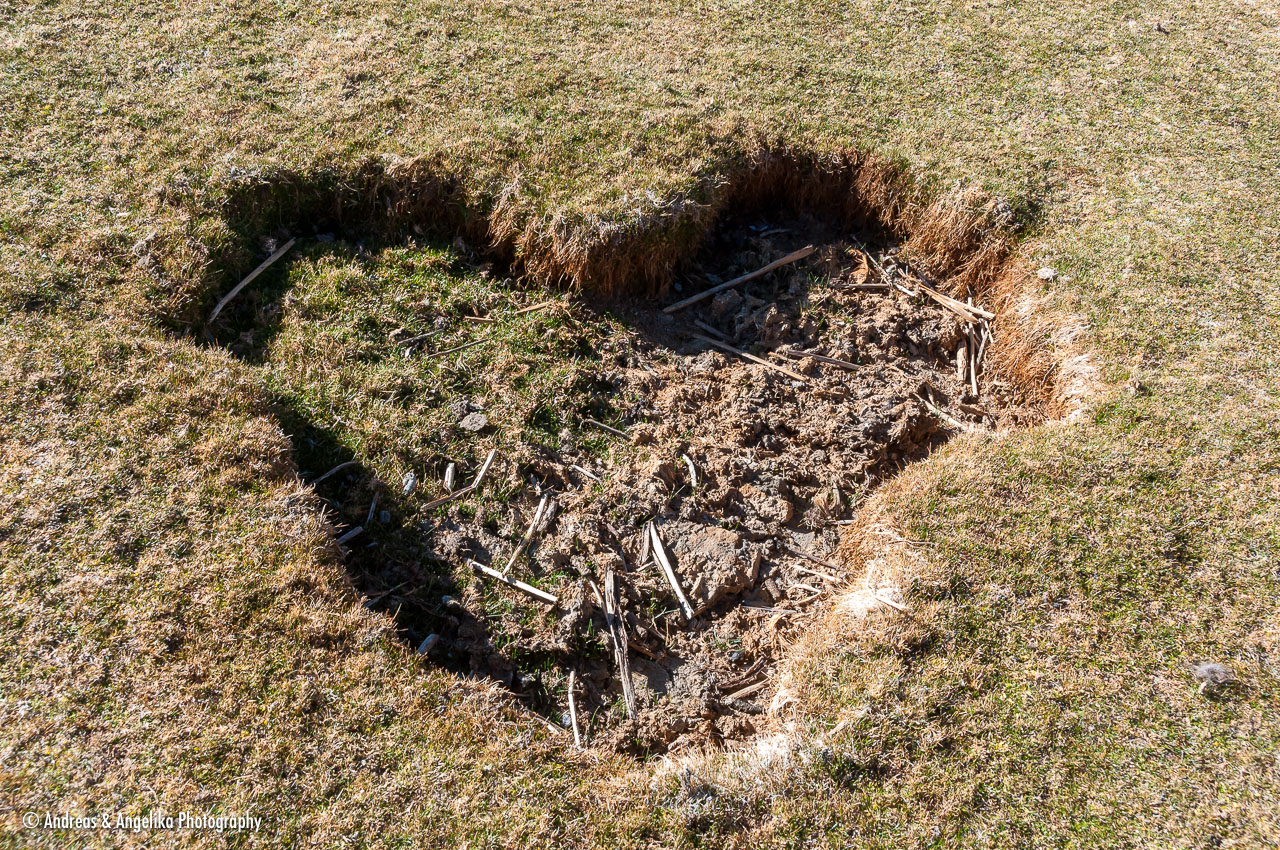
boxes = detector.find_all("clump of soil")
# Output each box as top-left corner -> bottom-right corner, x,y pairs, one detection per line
420,214 -> 1026,755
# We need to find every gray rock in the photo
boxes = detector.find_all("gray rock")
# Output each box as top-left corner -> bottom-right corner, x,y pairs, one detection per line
459,412 -> 488,432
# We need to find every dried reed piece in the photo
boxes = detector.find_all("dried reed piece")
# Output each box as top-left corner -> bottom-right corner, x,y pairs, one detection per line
663,245 -> 815,313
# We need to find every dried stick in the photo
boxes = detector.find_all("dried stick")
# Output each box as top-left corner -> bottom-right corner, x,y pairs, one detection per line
603,567 -> 636,719
692,319 -> 728,340
421,449 -> 497,510
914,279 -> 995,322
208,238 -> 296,323
567,670 -> 582,749
512,299 -> 558,316
920,396 -> 971,432
396,329 -> 445,348
468,559 -> 558,606
336,526 -> 363,545
791,562 -> 842,584
423,337 -> 490,360
691,335 -> 809,383
788,547 -> 845,574
648,522 -> 695,621
681,454 -> 698,488
663,245 -> 815,314
871,591 -> 908,613
311,459 -> 359,485
725,679 -> 769,701
503,495 -> 550,574
780,348 -> 859,372
628,638 -> 659,660
583,418 -> 628,438
967,323 -> 980,397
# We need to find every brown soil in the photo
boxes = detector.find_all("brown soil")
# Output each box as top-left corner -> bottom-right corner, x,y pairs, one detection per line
420,213 -> 1033,756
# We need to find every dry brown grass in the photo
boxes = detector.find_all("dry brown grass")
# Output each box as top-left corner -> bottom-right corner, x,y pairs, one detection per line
3,0 -> 1279,846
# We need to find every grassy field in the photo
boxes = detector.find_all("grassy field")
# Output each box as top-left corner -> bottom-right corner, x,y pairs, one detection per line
2,0 -> 1279,846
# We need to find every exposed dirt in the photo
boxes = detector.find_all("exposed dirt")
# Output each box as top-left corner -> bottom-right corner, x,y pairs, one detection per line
417,213 -> 1032,755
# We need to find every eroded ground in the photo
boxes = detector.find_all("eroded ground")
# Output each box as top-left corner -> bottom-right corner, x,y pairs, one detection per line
239,214 -> 1030,755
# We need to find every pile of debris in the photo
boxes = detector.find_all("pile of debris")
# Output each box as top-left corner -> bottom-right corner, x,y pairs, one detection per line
408,219 -> 1014,754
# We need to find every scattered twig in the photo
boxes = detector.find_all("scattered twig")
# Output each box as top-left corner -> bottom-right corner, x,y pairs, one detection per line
512,299 -> 559,316
627,638 -> 659,660
208,238 -> 296,323
780,348 -> 859,372
518,704 -> 567,736
396,329 -> 445,348
567,670 -> 582,749
362,581 -> 407,609
648,522 -> 695,621
311,459 -> 359,485
468,559 -> 558,606
503,495 -> 550,574
740,604 -> 804,615
913,279 -> 994,323
663,245 -> 815,314
603,567 -> 637,719
791,562 -> 842,584
462,315 -> 496,324
920,395 -> 972,432
336,525 -> 363,545
719,659 -> 764,692
421,449 -> 497,510
968,322 -> 980,397
725,679 -> 770,701
443,462 -> 456,492
583,418 -> 629,438
692,319 -> 728,340
423,337 -> 491,360
570,464 -> 601,482
691,334 -> 809,383
365,491 -> 380,525
788,547 -> 845,574
871,591 -> 908,613
637,525 -> 651,566
681,454 -> 698,488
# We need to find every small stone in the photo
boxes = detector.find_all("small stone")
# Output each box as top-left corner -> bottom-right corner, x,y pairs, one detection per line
401,471 -> 417,496
378,510 -> 391,524
315,232 -> 336,243
416,634 -> 440,655
1037,267 -> 1057,281
459,412 -> 488,432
